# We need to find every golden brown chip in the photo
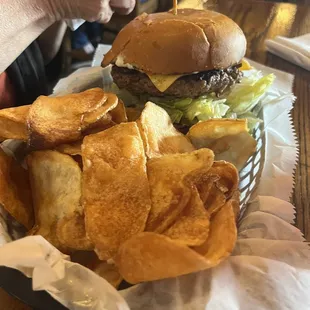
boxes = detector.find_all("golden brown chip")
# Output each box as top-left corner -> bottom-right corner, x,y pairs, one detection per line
56,212 -> 93,251
211,132 -> 257,171
71,251 -> 123,288
230,190 -> 241,220
28,88 -> 118,149
145,149 -> 214,233
189,161 -> 239,215
0,148 -> 33,230
0,105 -> 30,141
80,93 -> 117,129
137,102 -> 195,158
163,187 -> 210,247
116,232 -> 212,284
55,140 -> 82,156
207,161 -> 239,199
193,199 -> 237,264
187,119 -> 257,170
184,168 -> 224,215
82,122 -> 151,260
27,151 -> 83,251
109,99 -> 128,124
203,183 -> 227,216
83,113 -> 116,136
188,119 -> 248,148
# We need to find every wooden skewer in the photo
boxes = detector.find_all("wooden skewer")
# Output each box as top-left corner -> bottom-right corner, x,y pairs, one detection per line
173,0 -> 178,15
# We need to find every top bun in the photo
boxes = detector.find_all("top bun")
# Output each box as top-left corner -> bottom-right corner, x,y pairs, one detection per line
102,9 -> 247,75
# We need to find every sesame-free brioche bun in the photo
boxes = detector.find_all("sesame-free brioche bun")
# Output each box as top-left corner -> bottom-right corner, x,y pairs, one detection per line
102,9 -> 246,75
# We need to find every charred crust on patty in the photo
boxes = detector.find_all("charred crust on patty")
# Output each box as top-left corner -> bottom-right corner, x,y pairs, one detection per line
111,65 -> 243,98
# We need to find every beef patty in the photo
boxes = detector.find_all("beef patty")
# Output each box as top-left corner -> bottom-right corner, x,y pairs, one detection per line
111,65 -> 243,98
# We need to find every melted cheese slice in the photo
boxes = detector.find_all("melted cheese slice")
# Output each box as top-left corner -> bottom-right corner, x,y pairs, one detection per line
146,74 -> 183,92
240,59 -> 252,71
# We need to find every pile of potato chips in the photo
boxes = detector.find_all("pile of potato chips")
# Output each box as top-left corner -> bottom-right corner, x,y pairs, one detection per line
0,88 -> 256,286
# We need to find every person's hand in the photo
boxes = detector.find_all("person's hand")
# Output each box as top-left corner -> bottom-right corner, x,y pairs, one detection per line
46,0 -> 136,23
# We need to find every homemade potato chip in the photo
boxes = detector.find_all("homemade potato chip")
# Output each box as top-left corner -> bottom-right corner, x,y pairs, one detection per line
71,251 -> 123,288
230,190 -> 241,220
212,132 -> 257,170
116,232 -> 212,284
193,199 -> 238,265
109,99 -> 128,123
188,119 -> 248,148
207,161 -> 239,199
0,148 -> 33,230
0,105 -> 30,141
203,183 -> 227,216
55,140 -> 82,156
27,151 -> 83,251
187,119 -> 257,170
183,160 -> 239,216
145,149 -> 214,233
83,113 -> 116,136
137,102 -> 195,158
163,187 -> 210,247
56,213 -> 93,251
184,170 -> 226,217
27,88 -> 118,149
82,122 -> 151,260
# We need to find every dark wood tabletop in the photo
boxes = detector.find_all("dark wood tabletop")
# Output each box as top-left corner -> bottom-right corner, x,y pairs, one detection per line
202,0 -> 310,241
2,1 -> 310,309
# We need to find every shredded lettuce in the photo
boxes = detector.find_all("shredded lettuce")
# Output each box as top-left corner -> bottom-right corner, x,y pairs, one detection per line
153,97 -> 229,124
226,73 -> 275,115
224,111 -> 237,119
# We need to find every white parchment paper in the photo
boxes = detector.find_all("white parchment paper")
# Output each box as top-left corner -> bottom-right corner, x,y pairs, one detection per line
0,53 -> 308,310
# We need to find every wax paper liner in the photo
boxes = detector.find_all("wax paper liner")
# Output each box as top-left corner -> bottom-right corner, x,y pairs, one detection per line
0,57 -> 309,310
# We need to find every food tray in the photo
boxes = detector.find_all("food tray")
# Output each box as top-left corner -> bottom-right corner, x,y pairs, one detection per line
0,62 -> 267,309
239,120 -> 265,210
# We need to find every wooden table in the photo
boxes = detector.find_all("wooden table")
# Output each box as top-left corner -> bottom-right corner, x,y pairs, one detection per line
2,1 -> 310,309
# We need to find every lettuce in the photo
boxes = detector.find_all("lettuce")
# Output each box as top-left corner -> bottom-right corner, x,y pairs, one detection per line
154,97 -> 229,125
226,73 -> 275,115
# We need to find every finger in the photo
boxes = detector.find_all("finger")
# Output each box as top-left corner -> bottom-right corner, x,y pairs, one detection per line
97,4 -> 114,23
110,0 -> 135,15
111,7 -> 133,15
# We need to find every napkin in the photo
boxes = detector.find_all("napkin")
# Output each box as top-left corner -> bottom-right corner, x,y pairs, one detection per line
0,195 -> 309,310
265,34 -> 310,71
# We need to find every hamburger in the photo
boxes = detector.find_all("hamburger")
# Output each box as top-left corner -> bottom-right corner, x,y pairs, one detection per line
102,9 -> 274,128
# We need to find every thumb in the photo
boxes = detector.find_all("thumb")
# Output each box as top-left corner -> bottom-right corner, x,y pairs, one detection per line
97,2 -> 114,23
110,0 -> 136,15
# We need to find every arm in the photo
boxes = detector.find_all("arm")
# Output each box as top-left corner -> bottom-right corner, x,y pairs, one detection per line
0,0 -> 54,73
0,0 -> 136,73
